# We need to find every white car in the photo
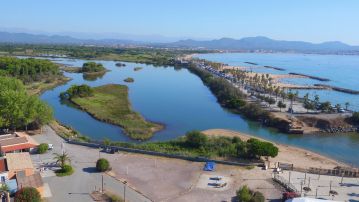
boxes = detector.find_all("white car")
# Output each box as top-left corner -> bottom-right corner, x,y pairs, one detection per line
48,144 -> 54,150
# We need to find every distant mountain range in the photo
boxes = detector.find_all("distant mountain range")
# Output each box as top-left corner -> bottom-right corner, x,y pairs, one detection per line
167,36 -> 359,53
0,31 -> 140,46
1,31 -> 359,54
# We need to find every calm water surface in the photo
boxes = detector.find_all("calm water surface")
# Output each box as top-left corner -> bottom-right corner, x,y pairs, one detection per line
40,57 -> 359,166
198,53 -> 359,110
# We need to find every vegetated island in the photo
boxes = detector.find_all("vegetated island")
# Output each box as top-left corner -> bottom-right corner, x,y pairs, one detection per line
81,62 -> 109,75
60,84 -> 163,140
134,67 -> 143,71
115,62 -> 126,67
124,77 -> 134,83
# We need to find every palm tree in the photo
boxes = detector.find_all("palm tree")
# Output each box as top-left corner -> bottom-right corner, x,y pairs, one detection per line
53,152 -> 71,169
287,91 -> 296,111
345,102 -> 350,110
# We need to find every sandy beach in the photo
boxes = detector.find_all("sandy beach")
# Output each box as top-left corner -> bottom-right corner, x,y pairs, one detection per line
221,65 -> 325,89
202,129 -> 349,170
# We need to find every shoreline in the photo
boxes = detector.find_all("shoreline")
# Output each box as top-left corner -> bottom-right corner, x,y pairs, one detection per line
68,84 -> 164,141
202,129 -> 351,170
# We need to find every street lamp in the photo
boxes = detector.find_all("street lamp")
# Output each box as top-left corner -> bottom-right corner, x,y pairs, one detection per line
123,180 -> 127,202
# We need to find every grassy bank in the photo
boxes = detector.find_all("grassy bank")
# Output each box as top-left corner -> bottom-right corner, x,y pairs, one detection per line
68,84 -> 163,140
104,131 -> 278,161
26,75 -> 71,95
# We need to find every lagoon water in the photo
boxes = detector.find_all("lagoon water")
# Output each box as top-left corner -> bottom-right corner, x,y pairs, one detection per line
198,53 -> 359,111
40,57 -> 359,166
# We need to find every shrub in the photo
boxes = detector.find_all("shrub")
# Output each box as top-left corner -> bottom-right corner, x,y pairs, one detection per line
105,191 -> 124,202
96,158 -> 110,172
237,185 -> 252,202
185,131 -> 208,148
250,192 -> 265,202
15,187 -> 41,202
351,112 -> 359,124
38,143 -> 49,154
81,62 -> 105,73
237,186 -> 265,202
55,164 -> 74,177
60,84 -> 93,99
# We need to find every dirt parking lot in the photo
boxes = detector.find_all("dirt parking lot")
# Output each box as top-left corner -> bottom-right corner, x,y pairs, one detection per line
105,152 -> 283,202
32,126 -> 283,202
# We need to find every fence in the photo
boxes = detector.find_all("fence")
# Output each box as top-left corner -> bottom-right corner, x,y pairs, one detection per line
276,161 -> 359,178
66,139 -> 263,167
273,174 -> 299,194
307,167 -> 359,178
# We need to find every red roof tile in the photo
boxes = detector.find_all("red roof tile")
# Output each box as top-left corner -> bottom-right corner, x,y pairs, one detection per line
0,158 -> 6,173
1,143 -> 37,153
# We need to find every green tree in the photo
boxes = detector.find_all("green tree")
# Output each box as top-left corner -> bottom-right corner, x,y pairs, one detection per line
185,131 -> 208,148
237,185 -> 252,202
0,77 -> 52,131
250,192 -> 265,202
277,101 -> 286,112
53,152 -> 71,169
319,101 -> 332,112
345,102 -> 350,110
96,158 -> 110,172
81,62 -> 105,73
351,112 -> 359,124
38,143 -> 49,154
60,84 -> 94,99
15,187 -> 41,202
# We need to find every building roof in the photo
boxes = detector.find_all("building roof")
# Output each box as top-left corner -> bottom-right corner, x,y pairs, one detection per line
1,143 -> 38,153
6,153 -> 34,171
286,198 -> 341,202
17,172 -> 43,189
0,132 -> 38,153
0,137 -> 28,147
0,158 -> 6,173
0,134 -> 17,140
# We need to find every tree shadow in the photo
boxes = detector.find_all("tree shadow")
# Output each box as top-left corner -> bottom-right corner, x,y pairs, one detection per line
82,167 -> 98,173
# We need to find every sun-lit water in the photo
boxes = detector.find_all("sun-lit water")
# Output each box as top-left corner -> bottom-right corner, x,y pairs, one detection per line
39,57 -> 359,167
197,53 -> 359,110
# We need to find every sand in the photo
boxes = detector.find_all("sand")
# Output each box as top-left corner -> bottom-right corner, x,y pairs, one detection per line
202,129 -> 349,170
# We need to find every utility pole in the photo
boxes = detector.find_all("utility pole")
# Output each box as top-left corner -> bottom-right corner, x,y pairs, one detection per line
102,175 -> 104,193
123,181 -> 127,202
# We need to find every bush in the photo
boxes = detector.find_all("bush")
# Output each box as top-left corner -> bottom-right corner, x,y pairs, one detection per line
60,84 -> 94,99
38,143 -> 49,154
105,191 -> 124,202
55,164 -> 74,177
96,158 -> 110,172
351,112 -> 359,124
81,62 -> 105,73
15,187 -> 41,202
237,186 -> 265,202
185,131 -> 208,148
237,185 -> 252,202
250,192 -> 265,202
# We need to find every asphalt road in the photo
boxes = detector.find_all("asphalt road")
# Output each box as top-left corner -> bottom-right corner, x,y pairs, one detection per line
31,126 -> 151,202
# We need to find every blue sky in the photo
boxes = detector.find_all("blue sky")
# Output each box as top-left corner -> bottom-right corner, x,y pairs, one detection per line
1,0 -> 359,44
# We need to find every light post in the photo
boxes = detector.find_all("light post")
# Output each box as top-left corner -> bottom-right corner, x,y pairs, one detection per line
123,180 -> 127,202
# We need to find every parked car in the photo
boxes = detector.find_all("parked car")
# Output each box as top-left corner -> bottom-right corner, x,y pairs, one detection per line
48,144 -> 54,150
